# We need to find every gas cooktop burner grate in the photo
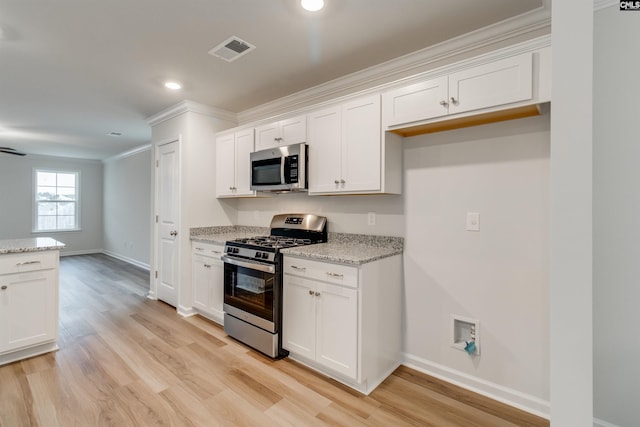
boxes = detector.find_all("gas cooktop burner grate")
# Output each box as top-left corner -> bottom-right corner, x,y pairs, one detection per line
230,236 -> 313,249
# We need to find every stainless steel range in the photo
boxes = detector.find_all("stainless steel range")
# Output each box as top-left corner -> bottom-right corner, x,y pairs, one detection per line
222,213 -> 327,358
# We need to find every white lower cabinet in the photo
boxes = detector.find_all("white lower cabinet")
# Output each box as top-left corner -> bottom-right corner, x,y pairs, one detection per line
0,250 -> 59,365
191,242 -> 225,324
283,254 -> 402,394
283,275 -> 358,378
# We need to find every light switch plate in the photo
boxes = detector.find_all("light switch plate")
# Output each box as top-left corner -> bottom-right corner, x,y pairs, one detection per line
466,212 -> 480,231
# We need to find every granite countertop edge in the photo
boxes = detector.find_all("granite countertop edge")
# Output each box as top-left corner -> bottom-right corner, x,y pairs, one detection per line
0,238 -> 66,255
190,226 -> 404,265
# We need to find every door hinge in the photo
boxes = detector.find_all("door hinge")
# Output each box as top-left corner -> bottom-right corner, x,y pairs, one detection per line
155,215 -> 159,223
156,160 -> 159,167
155,270 -> 158,279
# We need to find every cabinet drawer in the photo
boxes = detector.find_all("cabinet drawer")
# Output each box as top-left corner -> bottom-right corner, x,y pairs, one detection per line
0,251 -> 58,275
284,257 -> 358,288
192,242 -> 224,259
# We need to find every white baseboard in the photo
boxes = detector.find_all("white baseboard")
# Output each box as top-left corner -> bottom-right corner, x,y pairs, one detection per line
101,249 -> 150,271
178,305 -> 196,317
402,353 -> 550,419
593,418 -> 620,427
60,249 -> 102,256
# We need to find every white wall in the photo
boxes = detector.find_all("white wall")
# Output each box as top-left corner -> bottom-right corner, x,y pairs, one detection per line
0,154 -> 103,254
103,147 -> 152,268
403,114 -> 550,408
593,6 -> 640,427
235,114 -> 551,413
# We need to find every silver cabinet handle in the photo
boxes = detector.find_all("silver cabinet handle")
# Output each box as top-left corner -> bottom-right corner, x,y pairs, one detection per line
308,290 -> 314,295
326,272 -> 344,279
204,264 -> 212,268
439,100 -> 448,107
195,247 -> 204,251
1,285 -> 7,290
334,180 -> 339,184
291,265 -> 306,271
274,137 -> 283,142
16,260 -> 41,266
450,96 -> 458,104
170,230 -> 178,236
315,292 -> 321,296
340,179 -> 345,184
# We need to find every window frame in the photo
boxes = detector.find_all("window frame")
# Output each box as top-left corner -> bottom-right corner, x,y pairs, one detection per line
32,168 -> 81,233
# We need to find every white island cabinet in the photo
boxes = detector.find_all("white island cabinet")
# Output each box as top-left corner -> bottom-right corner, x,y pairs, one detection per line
0,238 -> 64,366
282,253 -> 402,394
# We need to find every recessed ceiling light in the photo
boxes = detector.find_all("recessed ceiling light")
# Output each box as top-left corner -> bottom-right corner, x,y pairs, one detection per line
164,81 -> 182,90
301,0 -> 324,12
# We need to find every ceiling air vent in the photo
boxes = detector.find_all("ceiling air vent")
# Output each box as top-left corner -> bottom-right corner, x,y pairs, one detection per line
208,36 -> 256,62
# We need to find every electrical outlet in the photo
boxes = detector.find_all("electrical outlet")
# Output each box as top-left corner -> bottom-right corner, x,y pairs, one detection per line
466,212 -> 480,231
367,212 -> 376,226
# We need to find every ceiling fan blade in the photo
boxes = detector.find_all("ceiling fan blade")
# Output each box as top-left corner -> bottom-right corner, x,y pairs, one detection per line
0,148 -> 26,156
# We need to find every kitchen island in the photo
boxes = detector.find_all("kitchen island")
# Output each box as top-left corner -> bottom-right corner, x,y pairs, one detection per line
0,237 -> 65,365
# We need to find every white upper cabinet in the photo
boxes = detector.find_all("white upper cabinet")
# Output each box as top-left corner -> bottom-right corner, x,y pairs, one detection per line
215,128 -> 255,198
255,115 -> 307,151
308,94 -> 401,195
383,52 -> 535,129
448,53 -> 533,115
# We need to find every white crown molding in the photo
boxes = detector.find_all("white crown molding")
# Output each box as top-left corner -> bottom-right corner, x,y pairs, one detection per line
238,5 -> 551,124
146,100 -> 237,127
594,0 -> 618,11
103,143 -> 151,163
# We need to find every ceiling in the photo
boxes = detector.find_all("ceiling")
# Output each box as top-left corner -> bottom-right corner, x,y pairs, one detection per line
0,0 -> 546,160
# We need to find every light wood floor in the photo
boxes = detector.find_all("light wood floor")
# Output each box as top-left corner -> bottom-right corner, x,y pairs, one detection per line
0,254 -> 549,427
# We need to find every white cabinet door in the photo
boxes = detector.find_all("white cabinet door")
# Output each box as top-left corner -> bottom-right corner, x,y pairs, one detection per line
382,76 -> 448,127
282,276 -> 317,360
280,116 -> 307,146
215,129 -> 255,198
255,122 -> 280,152
215,134 -> 236,197
255,115 -> 307,151
234,128 -> 255,196
341,94 -> 382,193
0,269 -> 57,354
192,244 -> 224,324
448,52 -> 533,115
308,106 -> 342,194
315,282 -> 358,379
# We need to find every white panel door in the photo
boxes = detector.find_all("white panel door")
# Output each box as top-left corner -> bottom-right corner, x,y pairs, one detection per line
215,134 -> 236,197
280,115 -> 307,146
156,140 -> 180,307
308,106 -> 342,194
254,122 -> 280,151
282,276 -> 317,359
382,76 -> 449,127
341,94 -> 382,193
234,129 -> 255,196
448,52 -> 533,115
0,269 -> 57,353
316,282 -> 358,379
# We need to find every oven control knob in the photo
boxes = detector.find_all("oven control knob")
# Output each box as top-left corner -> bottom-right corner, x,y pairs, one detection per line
255,251 -> 262,258
233,247 -> 239,254
262,253 -> 269,259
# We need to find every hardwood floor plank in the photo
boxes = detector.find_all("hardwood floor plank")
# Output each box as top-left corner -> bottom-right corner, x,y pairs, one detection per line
0,254 -> 549,427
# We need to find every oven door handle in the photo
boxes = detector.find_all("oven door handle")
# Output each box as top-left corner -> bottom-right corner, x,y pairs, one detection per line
221,255 -> 276,274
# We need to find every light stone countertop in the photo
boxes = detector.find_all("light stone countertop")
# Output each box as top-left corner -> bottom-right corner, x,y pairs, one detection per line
280,233 -> 403,265
190,226 -> 270,246
190,226 -> 403,265
0,237 -> 66,254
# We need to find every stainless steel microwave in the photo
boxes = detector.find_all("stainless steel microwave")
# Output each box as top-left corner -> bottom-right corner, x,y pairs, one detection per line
250,143 -> 307,192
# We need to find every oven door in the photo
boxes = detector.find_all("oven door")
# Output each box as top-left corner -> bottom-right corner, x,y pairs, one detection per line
222,255 -> 277,332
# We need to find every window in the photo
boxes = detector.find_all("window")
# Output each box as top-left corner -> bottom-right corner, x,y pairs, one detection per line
34,170 -> 80,232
